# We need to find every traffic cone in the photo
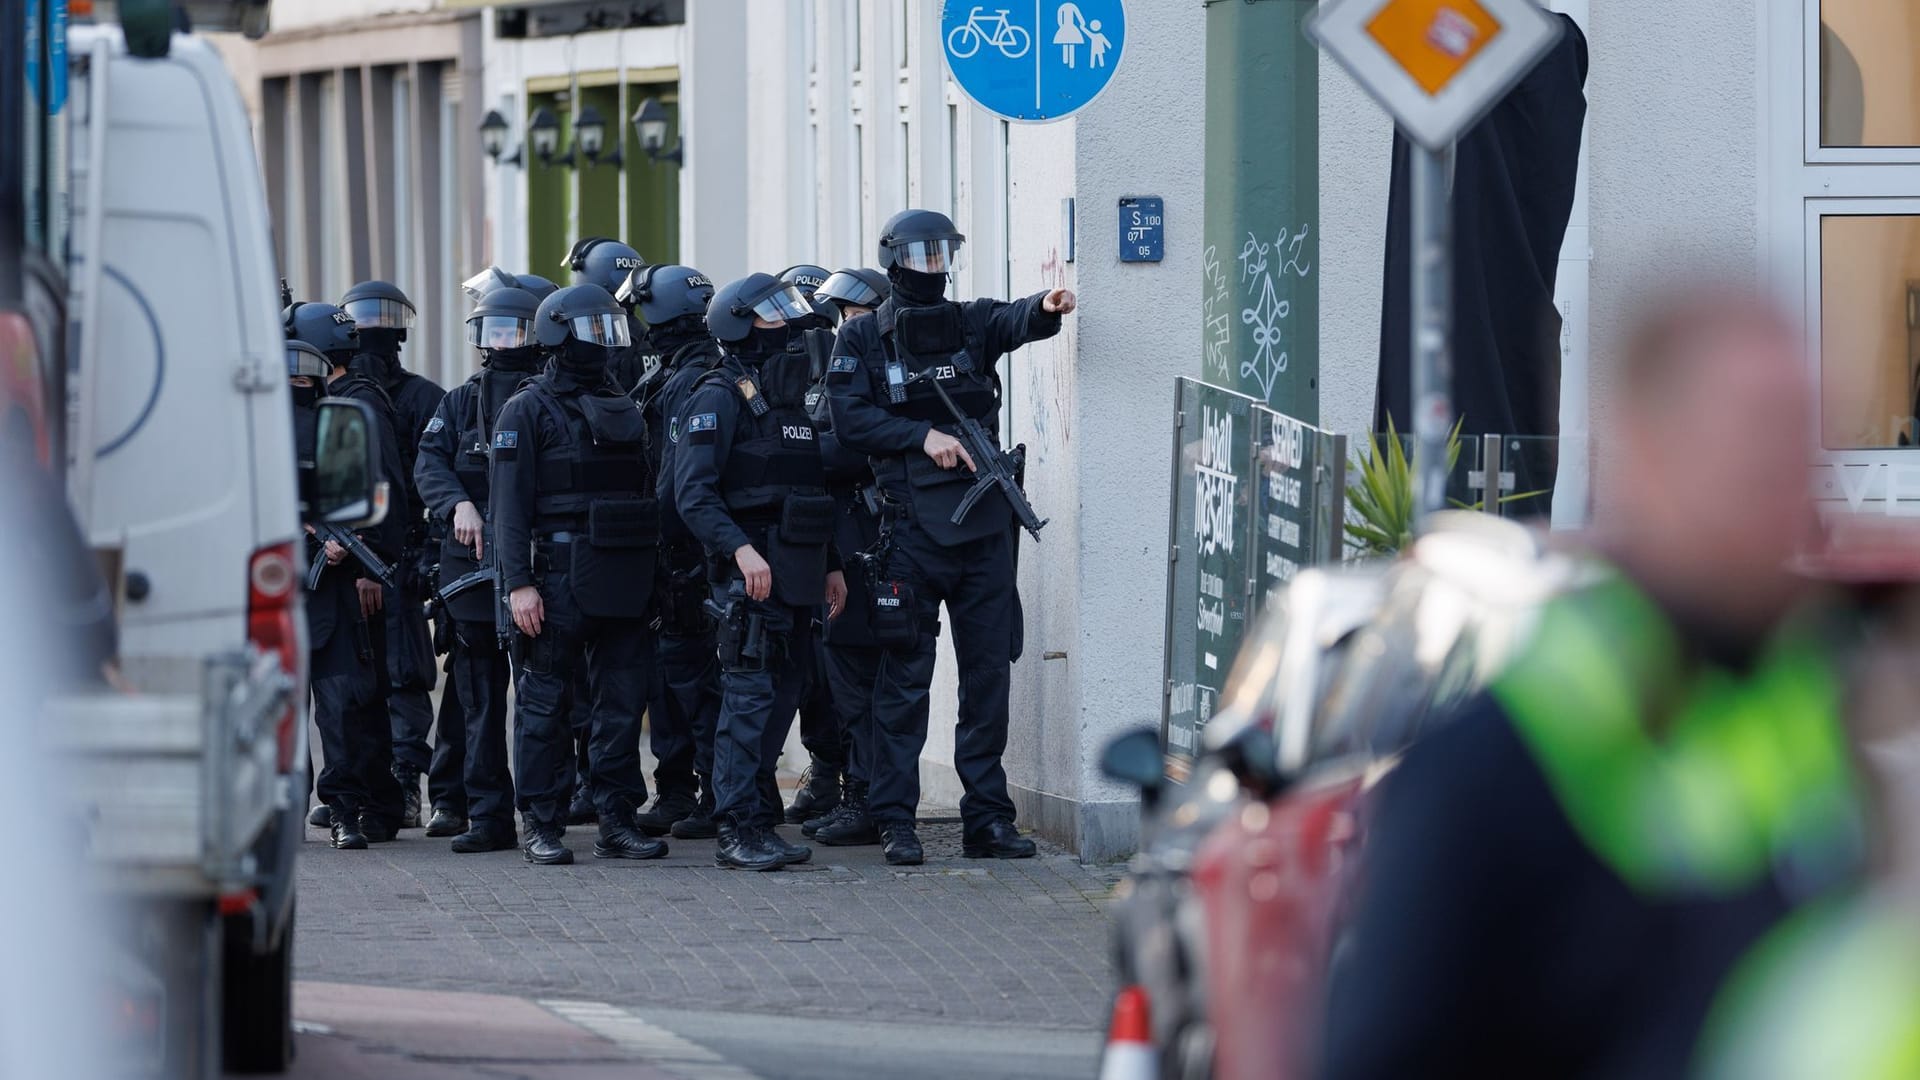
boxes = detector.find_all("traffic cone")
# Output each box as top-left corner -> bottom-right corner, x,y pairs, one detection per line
1098,984 -> 1156,1080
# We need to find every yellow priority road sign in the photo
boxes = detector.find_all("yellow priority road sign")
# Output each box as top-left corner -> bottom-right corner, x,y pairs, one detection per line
1309,0 -> 1563,150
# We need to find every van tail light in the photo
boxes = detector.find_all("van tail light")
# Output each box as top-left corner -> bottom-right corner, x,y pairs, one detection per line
246,542 -> 302,771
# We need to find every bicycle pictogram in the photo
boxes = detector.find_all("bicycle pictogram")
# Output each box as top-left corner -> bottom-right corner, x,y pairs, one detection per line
947,7 -> 1033,60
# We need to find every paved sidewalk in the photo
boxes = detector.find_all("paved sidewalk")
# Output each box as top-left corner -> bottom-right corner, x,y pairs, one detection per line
295,819 -> 1124,1034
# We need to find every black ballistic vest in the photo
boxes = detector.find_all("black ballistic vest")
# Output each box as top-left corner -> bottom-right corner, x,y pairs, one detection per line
876,302 -> 1010,546
526,381 -> 658,618
707,353 -> 834,606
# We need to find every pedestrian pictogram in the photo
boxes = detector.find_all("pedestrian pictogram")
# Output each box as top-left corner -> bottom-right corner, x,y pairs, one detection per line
942,0 -> 1127,123
1309,0 -> 1561,150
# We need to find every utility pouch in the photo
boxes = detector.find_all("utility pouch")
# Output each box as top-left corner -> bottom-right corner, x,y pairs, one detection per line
895,304 -> 965,357
779,494 -> 837,546
576,392 -> 647,446
707,584 -> 764,672
570,501 -> 657,619
588,498 -> 660,548
869,580 -> 921,649
513,630 -> 564,676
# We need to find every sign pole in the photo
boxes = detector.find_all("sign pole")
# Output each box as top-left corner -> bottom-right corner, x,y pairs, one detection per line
1410,141 -> 1453,528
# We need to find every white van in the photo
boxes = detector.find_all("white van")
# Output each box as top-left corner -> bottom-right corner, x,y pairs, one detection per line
41,18 -> 380,1078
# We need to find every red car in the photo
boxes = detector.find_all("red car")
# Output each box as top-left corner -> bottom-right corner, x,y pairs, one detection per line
1105,515 -> 1582,1079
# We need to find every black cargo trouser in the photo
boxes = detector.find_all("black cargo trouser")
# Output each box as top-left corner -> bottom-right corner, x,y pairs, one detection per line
311,612 -> 407,829
713,595 -> 811,830
656,627 -> 720,800
426,654 -> 466,813
866,523 -> 1017,831
443,624 -> 515,829
512,566 -> 650,829
796,632 -> 848,775
823,642 -> 881,786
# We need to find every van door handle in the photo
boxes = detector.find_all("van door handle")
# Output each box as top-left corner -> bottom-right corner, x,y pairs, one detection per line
125,570 -> 151,602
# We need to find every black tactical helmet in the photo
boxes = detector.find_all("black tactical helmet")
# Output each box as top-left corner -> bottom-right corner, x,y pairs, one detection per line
565,237 -> 647,295
779,264 -> 832,297
616,264 -> 715,325
515,273 -> 559,303
878,209 -> 966,273
338,280 -> 417,331
287,302 -> 360,361
816,267 -> 890,313
534,284 -> 632,350
465,286 -> 541,351
706,273 -> 818,344
286,340 -> 330,379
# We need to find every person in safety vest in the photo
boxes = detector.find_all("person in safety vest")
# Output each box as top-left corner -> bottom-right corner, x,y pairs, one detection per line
1319,289 -> 1870,1078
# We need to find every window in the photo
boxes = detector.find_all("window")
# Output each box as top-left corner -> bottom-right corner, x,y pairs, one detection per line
1775,3 -> 1920,465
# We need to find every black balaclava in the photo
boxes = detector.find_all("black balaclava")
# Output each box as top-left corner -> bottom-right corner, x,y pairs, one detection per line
290,382 -> 323,411
290,386 -> 319,467
731,325 -> 790,365
888,265 -> 949,307
646,315 -> 711,358
352,328 -> 407,385
553,338 -> 615,390
481,345 -> 543,374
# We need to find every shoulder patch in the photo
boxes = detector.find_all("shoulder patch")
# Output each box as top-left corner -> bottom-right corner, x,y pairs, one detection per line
668,416 -> 681,444
829,355 -> 860,374
687,413 -> 717,433
424,416 -> 445,434
493,430 -> 518,450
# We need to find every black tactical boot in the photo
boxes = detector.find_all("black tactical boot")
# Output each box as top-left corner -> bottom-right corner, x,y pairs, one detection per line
634,790 -> 698,837
880,822 -> 925,866
450,821 -> 518,854
360,811 -> 399,844
594,804 -> 670,860
800,803 -> 845,838
522,814 -> 575,866
714,824 -> 786,872
567,780 -> 597,826
784,763 -> 843,824
963,818 -> 1037,859
764,828 -> 813,866
395,769 -> 424,829
425,806 -> 467,838
328,806 -> 367,850
815,790 -> 880,847
307,804 -> 332,829
671,785 -> 719,840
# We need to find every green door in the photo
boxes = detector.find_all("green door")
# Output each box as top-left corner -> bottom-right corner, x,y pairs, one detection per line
624,85 -> 679,266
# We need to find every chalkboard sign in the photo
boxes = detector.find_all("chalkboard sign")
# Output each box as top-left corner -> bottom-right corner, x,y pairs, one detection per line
1162,379 -> 1256,774
1119,196 -> 1164,263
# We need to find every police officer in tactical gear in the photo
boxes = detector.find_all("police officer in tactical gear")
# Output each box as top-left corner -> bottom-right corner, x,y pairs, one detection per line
340,280 -> 449,832
287,306 -> 413,849
565,237 -> 652,392
491,283 -> 666,866
826,209 -> 1076,865
413,286 -> 547,853
614,263 -> 726,838
769,263 -> 851,826
670,273 -> 848,871
799,267 -> 892,847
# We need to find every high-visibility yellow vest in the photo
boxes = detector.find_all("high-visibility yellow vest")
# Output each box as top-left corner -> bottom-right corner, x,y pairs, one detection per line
1695,895 -> 1920,1079
1493,576 -> 1865,897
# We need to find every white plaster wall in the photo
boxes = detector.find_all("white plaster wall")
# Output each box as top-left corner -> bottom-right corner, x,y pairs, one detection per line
1063,0 -> 1207,823
1585,1 -> 1758,468
682,0 -> 751,282
1317,58 -> 1394,437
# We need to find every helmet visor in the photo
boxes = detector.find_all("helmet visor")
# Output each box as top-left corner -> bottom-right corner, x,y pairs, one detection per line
570,313 -> 632,348
462,265 -> 518,303
343,296 -> 416,330
890,239 -> 966,275
613,268 -> 646,308
285,344 -> 329,379
749,286 -> 818,327
466,315 -> 533,350
817,270 -> 884,309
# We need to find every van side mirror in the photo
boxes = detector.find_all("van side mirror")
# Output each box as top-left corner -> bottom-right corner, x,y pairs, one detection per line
303,399 -> 387,528
1101,728 -> 1167,806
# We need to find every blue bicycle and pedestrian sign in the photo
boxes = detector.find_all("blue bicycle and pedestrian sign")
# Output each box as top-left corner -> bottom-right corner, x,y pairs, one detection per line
942,0 -> 1127,123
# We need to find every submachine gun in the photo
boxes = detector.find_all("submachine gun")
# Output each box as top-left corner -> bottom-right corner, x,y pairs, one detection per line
903,369 -> 1048,541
